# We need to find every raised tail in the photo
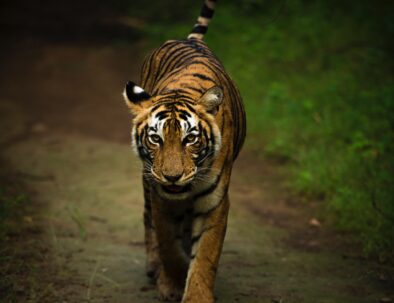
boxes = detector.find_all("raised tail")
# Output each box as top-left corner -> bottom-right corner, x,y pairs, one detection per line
187,0 -> 216,40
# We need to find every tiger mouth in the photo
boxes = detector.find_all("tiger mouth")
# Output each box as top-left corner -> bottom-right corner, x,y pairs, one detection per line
162,184 -> 192,194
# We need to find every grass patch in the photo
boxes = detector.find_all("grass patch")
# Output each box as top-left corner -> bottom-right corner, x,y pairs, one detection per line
0,180 -> 29,241
126,0 -> 394,255
0,165 -> 30,301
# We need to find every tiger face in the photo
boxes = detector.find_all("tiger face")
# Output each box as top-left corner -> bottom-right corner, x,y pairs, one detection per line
123,81 -> 223,200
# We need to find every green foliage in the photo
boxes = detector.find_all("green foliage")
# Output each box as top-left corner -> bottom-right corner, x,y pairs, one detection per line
0,188 -> 27,218
137,0 -> 394,254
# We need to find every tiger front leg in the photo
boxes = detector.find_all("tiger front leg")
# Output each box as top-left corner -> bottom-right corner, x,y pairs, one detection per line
182,194 -> 229,303
143,180 -> 161,280
144,208 -> 161,280
151,201 -> 190,301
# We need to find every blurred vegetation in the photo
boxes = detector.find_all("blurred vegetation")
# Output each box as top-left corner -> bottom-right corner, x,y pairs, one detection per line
121,0 -> 394,255
0,177 -> 28,241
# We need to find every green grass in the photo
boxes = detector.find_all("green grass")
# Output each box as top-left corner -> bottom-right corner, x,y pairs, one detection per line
0,184 -> 28,241
126,0 -> 394,255
0,175 -> 29,301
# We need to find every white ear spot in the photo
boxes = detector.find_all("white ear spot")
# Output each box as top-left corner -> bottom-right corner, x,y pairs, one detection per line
133,86 -> 144,94
206,91 -> 222,103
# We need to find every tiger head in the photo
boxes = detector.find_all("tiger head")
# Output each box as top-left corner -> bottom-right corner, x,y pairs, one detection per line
123,81 -> 223,200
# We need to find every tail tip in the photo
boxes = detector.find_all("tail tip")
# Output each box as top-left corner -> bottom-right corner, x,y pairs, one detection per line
188,0 -> 216,40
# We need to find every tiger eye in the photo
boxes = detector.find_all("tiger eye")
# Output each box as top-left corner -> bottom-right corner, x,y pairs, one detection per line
149,134 -> 161,143
185,134 -> 197,144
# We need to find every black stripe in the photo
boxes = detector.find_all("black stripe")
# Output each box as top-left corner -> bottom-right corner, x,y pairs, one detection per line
191,234 -> 202,244
156,54 -> 217,88
193,166 -> 223,200
200,3 -> 214,18
154,45 -> 192,83
138,146 -> 151,162
191,25 -> 208,34
156,110 -> 171,117
202,61 -> 224,80
175,119 -> 182,131
178,110 -> 192,118
168,55 -> 217,80
180,95 -> 196,102
157,97 -> 182,104
202,128 -> 209,143
226,82 -> 246,160
185,86 -> 204,94
150,45 -> 183,87
184,54 -> 215,64
220,105 -> 225,134
172,89 -> 189,95
156,111 -> 170,120
141,51 -> 156,89
229,86 -> 239,156
154,48 -> 195,84
142,41 -> 176,90
190,60 -> 224,83
167,48 -> 197,70
179,114 -> 188,120
159,44 -> 189,71
193,201 -> 221,218
151,103 -> 167,112
207,120 -> 215,147
192,73 -> 214,82
183,102 -> 197,114
134,122 -> 142,146
195,146 -> 211,164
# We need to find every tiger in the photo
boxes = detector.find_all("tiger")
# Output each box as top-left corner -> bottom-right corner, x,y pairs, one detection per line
122,0 -> 246,302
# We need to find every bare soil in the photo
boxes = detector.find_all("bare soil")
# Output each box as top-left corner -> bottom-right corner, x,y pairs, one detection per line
0,1 -> 393,302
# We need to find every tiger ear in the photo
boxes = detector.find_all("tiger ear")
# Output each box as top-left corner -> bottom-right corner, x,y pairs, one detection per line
123,81 -> 151,114
198,86 -> 223,114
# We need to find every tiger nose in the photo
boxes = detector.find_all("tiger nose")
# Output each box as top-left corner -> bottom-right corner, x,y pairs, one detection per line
163,173 -> 182,183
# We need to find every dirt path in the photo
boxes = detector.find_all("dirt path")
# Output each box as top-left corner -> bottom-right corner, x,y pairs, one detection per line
0,2 -> 393,302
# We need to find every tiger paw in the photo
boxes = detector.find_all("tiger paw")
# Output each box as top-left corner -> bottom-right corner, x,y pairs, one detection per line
182,288 -> 214,303
182,295 -> 214,303
157,271 -> 184,301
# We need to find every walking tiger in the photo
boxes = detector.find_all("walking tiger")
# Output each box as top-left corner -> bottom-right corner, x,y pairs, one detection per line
123,0 -> 246,301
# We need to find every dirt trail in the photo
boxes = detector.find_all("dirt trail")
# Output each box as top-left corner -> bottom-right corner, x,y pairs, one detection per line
0,2 -> 393,303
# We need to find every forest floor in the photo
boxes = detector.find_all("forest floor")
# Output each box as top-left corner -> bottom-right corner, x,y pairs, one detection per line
0,1 -> 393,302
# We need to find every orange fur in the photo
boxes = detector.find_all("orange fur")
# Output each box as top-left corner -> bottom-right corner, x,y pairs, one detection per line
123,6 -> 246,303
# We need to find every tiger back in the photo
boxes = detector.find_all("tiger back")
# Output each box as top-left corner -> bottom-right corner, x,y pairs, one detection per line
123,1 -> 246,302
